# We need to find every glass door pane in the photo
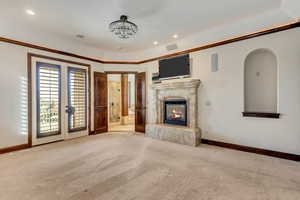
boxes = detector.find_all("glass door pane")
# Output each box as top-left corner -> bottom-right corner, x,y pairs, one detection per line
36,62 -> 61,138
67,67 -> 87,132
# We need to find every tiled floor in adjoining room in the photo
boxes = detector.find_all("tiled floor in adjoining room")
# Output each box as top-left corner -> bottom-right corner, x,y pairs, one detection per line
108,124 -> 135,132
0,133 -> 299,200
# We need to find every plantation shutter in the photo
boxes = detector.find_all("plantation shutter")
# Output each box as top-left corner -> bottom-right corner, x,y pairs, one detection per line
68,68 -> 87,132
37,62 -> 61,137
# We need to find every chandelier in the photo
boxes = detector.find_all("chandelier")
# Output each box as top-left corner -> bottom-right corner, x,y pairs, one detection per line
109,15 -> 138,39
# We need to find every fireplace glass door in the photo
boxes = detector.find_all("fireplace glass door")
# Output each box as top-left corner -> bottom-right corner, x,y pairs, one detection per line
164,100 -> 187,126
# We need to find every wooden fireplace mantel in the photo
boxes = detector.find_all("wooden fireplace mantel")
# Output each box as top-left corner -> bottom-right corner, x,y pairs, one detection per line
151,79 -> 201,90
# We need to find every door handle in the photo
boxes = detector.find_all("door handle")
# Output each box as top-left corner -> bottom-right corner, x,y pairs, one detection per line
65,106 -> 75,115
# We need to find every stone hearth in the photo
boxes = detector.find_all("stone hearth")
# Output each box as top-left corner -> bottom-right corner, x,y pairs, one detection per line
146,79 -> 201,146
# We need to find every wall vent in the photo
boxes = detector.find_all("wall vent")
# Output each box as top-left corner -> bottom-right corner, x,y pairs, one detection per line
211,53 -> 218,72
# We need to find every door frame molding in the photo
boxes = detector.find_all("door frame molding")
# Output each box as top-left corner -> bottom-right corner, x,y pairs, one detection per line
102,71 -> 138,132
105,71 -> 138,74
27,53 -> 91,147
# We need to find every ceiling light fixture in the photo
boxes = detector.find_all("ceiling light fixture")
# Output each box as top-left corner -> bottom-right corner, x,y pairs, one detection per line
173,34 -> 178,39
26,9 -> 35,16
109,15 -> 138,39
153,41 -> 158,45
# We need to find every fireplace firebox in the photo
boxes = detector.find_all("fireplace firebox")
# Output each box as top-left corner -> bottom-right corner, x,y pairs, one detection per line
164,99 -> 187,126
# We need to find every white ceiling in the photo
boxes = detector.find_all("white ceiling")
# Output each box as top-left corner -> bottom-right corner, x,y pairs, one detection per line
1,0 -> 291,54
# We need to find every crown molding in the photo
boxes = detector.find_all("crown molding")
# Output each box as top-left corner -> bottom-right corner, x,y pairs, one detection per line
137,21 -> 300,64
1,21 -> 300,65
0,37 -> 140,64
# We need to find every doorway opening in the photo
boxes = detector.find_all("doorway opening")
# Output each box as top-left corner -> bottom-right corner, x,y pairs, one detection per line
107,73 -> 135,132
93,71 -> 145,134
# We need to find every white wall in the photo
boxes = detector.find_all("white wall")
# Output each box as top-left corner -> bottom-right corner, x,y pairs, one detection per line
144,27 -> 300,155
103,64 -> 145,73
128,74 -> 135,108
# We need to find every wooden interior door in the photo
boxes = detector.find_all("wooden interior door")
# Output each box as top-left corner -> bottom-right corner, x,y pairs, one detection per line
121,74 -> 129,117
135,72 -> 146,133
94,72 -> 108,134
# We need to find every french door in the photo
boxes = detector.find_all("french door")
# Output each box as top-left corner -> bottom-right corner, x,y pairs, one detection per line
31,57 -> 89,146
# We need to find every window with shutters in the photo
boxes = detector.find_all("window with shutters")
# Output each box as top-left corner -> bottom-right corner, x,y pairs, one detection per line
68,67 -> 87,132
36,62 -> 61,138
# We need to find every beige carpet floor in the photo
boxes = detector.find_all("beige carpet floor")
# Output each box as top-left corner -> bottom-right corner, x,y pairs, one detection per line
0,133 -> 300,200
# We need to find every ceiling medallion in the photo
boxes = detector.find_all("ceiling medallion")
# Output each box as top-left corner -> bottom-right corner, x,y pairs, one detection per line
109,15 -> 138,39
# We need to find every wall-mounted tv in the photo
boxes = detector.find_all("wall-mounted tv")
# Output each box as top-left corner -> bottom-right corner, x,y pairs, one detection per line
159,54 -> 190,79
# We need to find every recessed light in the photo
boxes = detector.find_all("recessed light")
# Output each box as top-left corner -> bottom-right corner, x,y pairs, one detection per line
26,9 -> 35,16
173,34 -> 178,39
153,41 -> 158,45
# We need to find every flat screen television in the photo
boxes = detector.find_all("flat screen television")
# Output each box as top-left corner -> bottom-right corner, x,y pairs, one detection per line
159,54 -> 190,79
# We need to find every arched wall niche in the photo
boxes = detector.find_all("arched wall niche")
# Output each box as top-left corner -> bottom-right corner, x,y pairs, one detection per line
244,48 -> 279,118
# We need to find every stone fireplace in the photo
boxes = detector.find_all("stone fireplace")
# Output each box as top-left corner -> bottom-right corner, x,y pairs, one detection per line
146,79 -> 201,146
